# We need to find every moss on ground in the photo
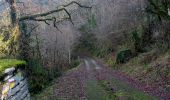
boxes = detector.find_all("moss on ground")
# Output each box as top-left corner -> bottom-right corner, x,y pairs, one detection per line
0,59 -> 26,76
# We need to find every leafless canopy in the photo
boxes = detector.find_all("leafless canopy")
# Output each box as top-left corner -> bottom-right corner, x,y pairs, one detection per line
19,1 -> 92,29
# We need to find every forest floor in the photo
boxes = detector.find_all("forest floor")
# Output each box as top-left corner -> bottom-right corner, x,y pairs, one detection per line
33,58 -> 170,100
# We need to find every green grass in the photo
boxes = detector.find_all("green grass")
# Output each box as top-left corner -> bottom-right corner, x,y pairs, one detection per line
86,80 -> 108,100
100,78 -> 158,100
87,78 -> 157,100
0,59 -> 26,75
32,82 -> 55,100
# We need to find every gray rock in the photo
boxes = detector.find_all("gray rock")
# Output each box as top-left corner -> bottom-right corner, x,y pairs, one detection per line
20,84 -> 28,93
20,79 -> 27,88
10,94 -> 19,100
4,67 -> 15,75
9,85 -> 20,96
20,90 -> 28,100
23,94 -> 30,100
23,97 -> 30,100
4,75 -> 13,81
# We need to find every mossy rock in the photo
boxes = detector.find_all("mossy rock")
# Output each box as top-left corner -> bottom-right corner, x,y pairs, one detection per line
116,49 -> 133,64
0,59 -> 26,77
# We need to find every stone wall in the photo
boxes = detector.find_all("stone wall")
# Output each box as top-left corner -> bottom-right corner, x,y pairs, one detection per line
1,68 -> 30,100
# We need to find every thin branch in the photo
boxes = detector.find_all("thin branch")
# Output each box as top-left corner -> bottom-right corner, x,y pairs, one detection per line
52,17 -> 62,33
29,17 -> 70,33
63,8 -> 74,25
53,17 -> 59,31
27,25 -> 39,35
16,1 -> 25,8
30,18 -> 53,25
29,17 -> 70,24
62,1 -> 92,9
45,20 -> 50,25
55,17 -> 70,23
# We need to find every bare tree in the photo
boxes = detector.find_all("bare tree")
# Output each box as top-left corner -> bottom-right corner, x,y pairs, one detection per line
4,0 -> 91,58
6,0 -> 91,26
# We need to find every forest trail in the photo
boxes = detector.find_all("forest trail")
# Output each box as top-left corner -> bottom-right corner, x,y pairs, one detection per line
34,58 -> 169,100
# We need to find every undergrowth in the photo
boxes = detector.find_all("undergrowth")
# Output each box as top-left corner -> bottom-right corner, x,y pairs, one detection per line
69,59 -> 80,69
27,58 -> 61,94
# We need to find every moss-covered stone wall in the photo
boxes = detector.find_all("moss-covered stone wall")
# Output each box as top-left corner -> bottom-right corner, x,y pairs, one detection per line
0,59 -> 30,100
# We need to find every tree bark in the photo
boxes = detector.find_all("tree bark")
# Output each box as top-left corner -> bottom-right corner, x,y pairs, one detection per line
7,0 -> 18,26
69,49 -> 71,64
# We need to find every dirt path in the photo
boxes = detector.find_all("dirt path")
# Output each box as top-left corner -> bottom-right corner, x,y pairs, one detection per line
33,58 -> 170,100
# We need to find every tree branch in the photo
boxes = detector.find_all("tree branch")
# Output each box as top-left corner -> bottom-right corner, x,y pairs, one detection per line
18,1 -> 91,33
63,8 -> 74,25
16,1 -> 25,8
19,1 -> 91,21
62,1 -> 92,9
28,17 -> 70,25
27,25 -> 39,36
29,17 -> 71,33
19,8 -> 63,21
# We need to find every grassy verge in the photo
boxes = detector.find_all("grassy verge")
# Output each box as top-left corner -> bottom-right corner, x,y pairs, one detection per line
85,80 -> 108,100
100,79 -> 157,100
31,59 -> 81,99
31,81 -> 55,100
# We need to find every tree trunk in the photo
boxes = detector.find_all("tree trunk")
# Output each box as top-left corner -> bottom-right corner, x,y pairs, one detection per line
68,49 -> 71,64
7,0 -> 18,26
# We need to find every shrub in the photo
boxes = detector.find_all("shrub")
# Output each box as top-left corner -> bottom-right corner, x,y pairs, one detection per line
131,30 -> 143,52
27,59 -> 61,94
69,59 -> 80,68
106,57 -> 116,68
116,49 -> 133,64
0,26 -> 20,58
